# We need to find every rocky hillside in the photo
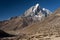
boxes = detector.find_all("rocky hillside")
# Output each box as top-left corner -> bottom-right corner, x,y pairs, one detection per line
0,8 -> 60,40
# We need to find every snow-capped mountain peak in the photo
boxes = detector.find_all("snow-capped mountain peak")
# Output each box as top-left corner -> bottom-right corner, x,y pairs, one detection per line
24,3 -> 52,21
33,3 -> 39,13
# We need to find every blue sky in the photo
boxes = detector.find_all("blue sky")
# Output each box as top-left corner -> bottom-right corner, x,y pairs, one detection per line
0,0 -> 60,21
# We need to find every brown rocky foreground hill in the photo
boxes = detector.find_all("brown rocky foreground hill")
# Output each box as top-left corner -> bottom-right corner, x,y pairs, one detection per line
0,8 -> 60,40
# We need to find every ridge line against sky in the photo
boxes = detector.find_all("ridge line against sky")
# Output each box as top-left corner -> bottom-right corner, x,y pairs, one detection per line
0,0 -> 60,21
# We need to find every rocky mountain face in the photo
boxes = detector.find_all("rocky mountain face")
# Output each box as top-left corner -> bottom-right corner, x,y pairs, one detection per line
24,3 -> 52,17
24,3 -> 52,21
0,4 -> 60,40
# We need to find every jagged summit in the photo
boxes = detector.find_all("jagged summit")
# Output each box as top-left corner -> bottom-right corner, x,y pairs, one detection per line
24,3 -> 52,17
33,3 -> 40,13
24,3 -> 52,21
